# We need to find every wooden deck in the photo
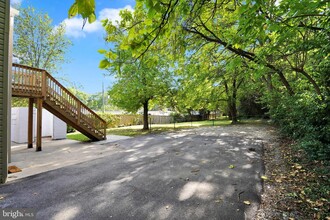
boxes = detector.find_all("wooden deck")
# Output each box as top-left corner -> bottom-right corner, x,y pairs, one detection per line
12,63 -> 107,150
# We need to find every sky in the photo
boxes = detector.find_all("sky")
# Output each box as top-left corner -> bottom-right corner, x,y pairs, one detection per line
10,0 -> 135,95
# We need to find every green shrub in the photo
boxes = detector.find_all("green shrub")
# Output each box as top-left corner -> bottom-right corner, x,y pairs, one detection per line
239,93 -> 268,118
98,113 -> 120,128
170,112 -> 186,123
67,125 -> 75,133
268,92 -> 330,161
98,113 -> 143,128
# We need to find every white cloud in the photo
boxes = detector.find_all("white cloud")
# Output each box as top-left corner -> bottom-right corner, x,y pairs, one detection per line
63,5 -> 134,38
99,5 -> 134,22
62,17 -> 102,38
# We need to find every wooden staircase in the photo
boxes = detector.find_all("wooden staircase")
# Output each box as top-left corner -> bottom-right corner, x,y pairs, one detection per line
11,63 -> 107,148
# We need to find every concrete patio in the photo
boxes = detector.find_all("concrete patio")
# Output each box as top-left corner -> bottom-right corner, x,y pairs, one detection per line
8,135 -> 132,181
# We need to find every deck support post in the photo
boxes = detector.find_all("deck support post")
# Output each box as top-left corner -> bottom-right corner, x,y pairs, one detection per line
27,98 -> 34,148
36,98 -> 42,151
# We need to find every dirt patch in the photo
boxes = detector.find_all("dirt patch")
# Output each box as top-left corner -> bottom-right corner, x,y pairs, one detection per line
256,138 -> 330,220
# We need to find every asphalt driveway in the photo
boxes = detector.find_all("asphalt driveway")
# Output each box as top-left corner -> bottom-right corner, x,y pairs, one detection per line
0,125 -> 276,220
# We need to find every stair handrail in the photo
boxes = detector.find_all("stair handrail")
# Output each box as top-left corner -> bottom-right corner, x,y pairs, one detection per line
45,71 -> 106,125
12,63 -> 107,139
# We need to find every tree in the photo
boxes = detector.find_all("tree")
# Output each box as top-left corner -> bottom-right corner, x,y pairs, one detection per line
68,87 -> 89,103
176,43 -> 248,124
103,49 -> 174,130
69,0 -> 328,105
87,92 -> 116,111
105,51 -> 174,130
173,49 -> 224,119
69,0 -> 330,159
14,6 -> 72,73
99,8 -> 175,130
94,0 -> 326,97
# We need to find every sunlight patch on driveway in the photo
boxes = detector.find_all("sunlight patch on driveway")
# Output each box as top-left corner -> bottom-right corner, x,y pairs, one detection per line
179,182 -> 215,201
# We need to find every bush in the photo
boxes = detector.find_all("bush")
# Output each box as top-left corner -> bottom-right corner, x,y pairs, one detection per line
170,112 -> 186,123
98,113 -> 143,128
239,93 -> 268,118
268,92 -> 330,161
67,125 -> 75,133
98,113 -> 120,128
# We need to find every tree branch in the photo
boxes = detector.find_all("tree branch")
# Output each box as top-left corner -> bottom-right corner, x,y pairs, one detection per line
135,0 -> 179,60
182,19 -> 295,95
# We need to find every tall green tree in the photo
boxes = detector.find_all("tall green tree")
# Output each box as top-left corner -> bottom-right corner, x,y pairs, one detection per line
14,7 -> 72,73
176,43 -> 249,123
99,8 -> 175,130
76,0 -> 325,98
105,50 -> 174,130
69,0 -> 330,159
69,0 -> 328,105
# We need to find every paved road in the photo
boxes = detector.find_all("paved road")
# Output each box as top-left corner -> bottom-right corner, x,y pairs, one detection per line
0,125 -> 275,220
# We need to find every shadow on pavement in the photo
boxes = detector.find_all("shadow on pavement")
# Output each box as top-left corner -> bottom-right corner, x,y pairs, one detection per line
0,125 -> 276,220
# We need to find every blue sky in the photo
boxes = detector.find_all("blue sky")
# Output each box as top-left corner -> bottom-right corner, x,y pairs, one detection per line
11,0 -> 135,94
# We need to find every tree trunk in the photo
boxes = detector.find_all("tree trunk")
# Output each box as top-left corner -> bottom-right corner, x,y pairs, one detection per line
262,73 -> 274,92
230,79 -> 238,124
224,79 -> 238,124
142,100 -> 149,130
228,102 -> 238,124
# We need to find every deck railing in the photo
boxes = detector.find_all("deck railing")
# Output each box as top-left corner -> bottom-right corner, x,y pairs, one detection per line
12,64 -> 43,97
12,63 -> 107,140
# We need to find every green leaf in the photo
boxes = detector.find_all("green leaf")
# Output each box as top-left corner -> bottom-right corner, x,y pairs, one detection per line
98,49 -> 107,54
99,59 -> 110,69
145,18 -> 153,26
106,51 -> 118,60
147,7 -> 156,18
88,13 -> 96,23
119,44 -> 130,50
70,0 -> 95,20
68,3 -> 78,18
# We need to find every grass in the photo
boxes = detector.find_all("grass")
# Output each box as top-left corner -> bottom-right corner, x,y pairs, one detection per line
67,132 -> 90,142
67,119 -> 232,141
107,119 -> 232,137
67,118 -> 270,141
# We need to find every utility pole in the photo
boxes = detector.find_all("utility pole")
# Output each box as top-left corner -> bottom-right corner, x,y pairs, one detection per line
102,81 -> 105,113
